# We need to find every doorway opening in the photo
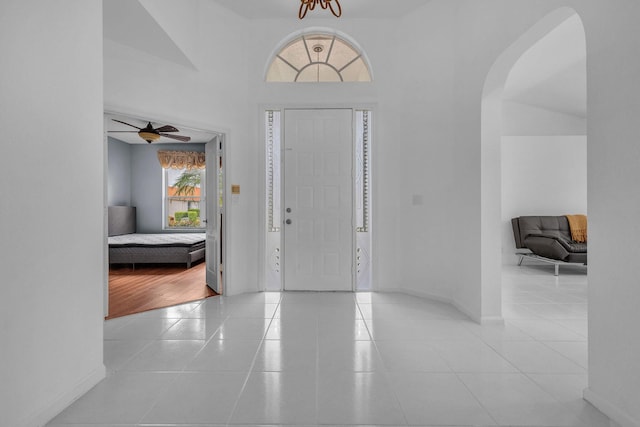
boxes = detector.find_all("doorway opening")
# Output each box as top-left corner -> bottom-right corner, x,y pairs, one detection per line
262,108 -> 372,291
480,7 -> 586,319
104,112 -> 226,318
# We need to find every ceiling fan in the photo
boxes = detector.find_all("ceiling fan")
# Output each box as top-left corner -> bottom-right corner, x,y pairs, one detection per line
109,119 -> 191,143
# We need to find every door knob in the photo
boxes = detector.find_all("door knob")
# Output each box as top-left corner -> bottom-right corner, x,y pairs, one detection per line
286,208 -> 292,213
285,219 -> 292,225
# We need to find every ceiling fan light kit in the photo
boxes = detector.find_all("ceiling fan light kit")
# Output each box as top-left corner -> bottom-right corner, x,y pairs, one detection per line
109,119 -> 191,144
299,0 -> 342,19
138,131 -> 161,143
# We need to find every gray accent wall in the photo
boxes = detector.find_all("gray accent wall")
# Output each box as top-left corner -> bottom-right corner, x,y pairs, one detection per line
107,137 -> 132,206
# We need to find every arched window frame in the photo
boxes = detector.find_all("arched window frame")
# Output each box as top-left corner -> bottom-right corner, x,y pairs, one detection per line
265,28 -> 373,83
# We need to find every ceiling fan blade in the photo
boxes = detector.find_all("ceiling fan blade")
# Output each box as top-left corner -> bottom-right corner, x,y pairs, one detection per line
160,133 -> 191,142
112,119 -> 142,130
108,131 -> 138,133
155,125 -> 179,133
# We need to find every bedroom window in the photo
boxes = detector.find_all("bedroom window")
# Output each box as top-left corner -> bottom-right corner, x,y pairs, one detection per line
163,167 -> 206,229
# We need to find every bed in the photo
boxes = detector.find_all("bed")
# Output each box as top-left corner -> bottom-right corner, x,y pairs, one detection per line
108,206 -> 206,268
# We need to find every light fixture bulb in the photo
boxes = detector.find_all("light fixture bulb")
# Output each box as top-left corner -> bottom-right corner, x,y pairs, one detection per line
139,131 -> 161,143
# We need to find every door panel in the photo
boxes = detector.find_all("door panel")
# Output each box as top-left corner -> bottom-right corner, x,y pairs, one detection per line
205,139 -> 219,293
283,109 -> 353,291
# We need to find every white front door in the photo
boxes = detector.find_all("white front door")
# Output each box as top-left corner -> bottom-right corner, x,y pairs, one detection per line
283,109 -> 354,291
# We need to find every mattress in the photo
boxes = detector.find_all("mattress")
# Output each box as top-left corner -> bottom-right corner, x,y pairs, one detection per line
108,233 -> 206,248
108,233 -> 206,268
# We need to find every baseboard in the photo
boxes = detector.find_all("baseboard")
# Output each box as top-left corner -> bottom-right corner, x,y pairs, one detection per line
451,299 -> 480,323
21,364 -> 106,427
383,286 -> 454,306
583,387 -> 640,427
478,315 -> 506,325
381,287 -> 504,325
384,287 -> 474,321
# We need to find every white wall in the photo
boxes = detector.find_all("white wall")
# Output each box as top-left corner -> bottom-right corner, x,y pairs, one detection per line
577,2 -> 640,425
0,1 -> 105,426
100,1 -> 640,425
503,101 -> 586,135
501,136 -> 587,264
392,1 -> 459,303
103,0 -> 253,294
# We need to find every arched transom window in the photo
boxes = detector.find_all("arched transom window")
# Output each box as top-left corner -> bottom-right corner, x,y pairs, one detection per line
266,33 -> 372,82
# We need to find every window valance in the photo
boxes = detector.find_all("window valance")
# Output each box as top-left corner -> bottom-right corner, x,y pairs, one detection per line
157,151 -> 206,170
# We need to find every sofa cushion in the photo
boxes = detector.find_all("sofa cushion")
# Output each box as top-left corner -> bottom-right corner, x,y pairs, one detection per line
528,233 -> 587,253
513,215 -> 588,265
517,216 -> 572,242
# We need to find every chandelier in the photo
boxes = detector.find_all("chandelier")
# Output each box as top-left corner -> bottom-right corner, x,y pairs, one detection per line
299,0 -> 342,19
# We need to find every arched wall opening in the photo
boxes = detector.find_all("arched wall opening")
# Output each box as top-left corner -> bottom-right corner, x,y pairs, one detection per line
480,7 -> 587,319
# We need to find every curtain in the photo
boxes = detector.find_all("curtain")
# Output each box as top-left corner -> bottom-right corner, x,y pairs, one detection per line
157,150 -> 206,170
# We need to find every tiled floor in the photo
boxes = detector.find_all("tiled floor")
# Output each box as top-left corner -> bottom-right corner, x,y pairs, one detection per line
48,263 -> 610,427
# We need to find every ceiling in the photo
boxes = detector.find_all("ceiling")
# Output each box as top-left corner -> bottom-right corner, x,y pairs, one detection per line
106,113 -> 219,145
103,2 -> 586,139
103,0 -> 195,68
212,0 -> 433,19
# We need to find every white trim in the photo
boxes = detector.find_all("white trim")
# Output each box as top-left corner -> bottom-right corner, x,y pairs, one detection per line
384,286 -> 453,305
218,134 -> 228,296
104,105 -> 229,137
583,387 -> 640,427
103,116 -> 110,317
477,315 -> 506,325
22,365 -> 105,427
103,107 -> 230,296
381,286 -> 504,325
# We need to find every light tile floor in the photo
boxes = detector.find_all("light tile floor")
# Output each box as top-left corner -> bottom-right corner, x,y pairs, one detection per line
48,262 -> 610,427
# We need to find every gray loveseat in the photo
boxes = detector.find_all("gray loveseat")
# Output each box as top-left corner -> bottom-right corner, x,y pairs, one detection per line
511,215 -> 587,275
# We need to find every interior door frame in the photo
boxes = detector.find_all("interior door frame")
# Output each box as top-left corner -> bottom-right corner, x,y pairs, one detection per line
258,103 -> 377,292
103,109 -> 229,317
205,135 -> 226,294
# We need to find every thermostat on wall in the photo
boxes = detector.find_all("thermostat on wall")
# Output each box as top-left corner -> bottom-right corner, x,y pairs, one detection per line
231,184 -> 240,195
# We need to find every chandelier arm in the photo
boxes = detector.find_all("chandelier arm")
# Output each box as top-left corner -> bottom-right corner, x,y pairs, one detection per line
299,0 -> 341,19
328,0 -> 342,17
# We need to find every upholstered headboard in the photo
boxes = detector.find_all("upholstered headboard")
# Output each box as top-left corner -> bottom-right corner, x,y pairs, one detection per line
108,206 -> 136,236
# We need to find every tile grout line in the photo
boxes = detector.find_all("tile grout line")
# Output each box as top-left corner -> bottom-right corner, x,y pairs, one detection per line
354,295 -> 410,427
223,293 -> 282,426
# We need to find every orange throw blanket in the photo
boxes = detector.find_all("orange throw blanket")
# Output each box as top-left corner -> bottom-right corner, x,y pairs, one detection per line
565,214 -> 587,243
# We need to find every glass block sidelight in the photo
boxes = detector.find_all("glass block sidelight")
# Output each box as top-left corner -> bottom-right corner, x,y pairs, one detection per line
355,110 -> 372,290
265,110 -> 282,290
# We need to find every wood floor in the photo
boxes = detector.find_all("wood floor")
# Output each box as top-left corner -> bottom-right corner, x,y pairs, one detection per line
107,261 -> 217,320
